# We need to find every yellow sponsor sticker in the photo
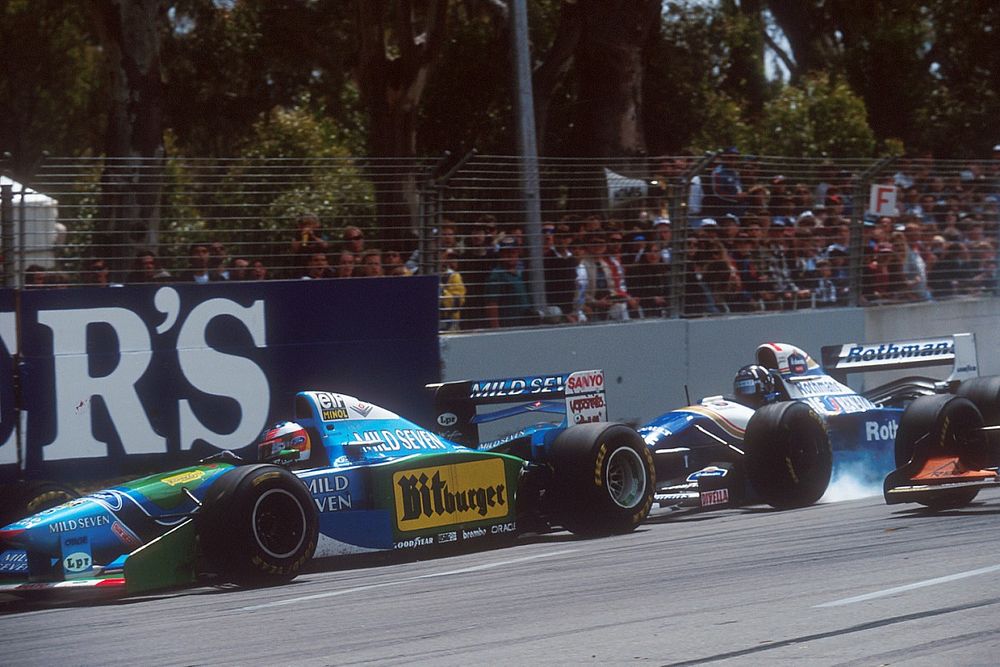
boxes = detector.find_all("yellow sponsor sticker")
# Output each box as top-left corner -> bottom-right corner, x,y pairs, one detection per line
322,407 -> 350,421
162,470 -> 206,487
393,459 -> 509,531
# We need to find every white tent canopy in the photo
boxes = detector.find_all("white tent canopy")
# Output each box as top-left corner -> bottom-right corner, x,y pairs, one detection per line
1,175 -> 63,274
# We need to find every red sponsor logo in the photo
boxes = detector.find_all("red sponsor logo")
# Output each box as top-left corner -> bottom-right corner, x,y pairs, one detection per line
567,372 -> 603,392
111,521 -> 142,550
700,488 -> 730,507
570,395 -> 605,411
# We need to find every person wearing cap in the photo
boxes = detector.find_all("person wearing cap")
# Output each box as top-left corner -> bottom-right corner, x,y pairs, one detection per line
653,216 -> 672,265
543,219 -> 576,322
485,236 -> 534,328
705,146 -> 745,218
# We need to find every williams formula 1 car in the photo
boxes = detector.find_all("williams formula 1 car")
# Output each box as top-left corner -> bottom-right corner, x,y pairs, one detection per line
0,370 -> 653,597
640,333 -> 1000,512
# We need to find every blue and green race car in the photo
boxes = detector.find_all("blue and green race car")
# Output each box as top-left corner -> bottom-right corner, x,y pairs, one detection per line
0,370 -> 654,596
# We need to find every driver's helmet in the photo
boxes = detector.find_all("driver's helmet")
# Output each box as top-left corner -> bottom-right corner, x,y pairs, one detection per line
258,421 -> 311,465
733,364 -> 776,407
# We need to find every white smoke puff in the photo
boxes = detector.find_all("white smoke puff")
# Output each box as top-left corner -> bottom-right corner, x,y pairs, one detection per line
820,448 -> 894,503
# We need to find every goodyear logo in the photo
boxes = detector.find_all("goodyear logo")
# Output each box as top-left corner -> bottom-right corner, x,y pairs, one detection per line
162,470 -> 206,487
393,459 -> 508,531
322,407 -> 349,421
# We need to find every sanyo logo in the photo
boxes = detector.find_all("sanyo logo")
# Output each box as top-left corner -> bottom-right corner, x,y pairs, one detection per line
865,420 -> 898,442
35,287 -> 270,460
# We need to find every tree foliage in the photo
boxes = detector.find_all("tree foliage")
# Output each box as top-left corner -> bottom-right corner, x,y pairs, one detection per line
3,0 -> 998,167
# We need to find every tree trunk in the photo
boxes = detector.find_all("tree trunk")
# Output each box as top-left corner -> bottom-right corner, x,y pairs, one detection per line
92,0 -> 166,277
569,0 -> 660,158
355,0 -> 447,249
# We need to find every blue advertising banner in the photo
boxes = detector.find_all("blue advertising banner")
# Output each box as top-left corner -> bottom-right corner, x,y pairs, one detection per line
9,277 -> 440,481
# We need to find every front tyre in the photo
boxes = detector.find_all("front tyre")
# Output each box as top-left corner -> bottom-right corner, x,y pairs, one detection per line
197,464 -> 318,586
0,480 -> 79,528
548,423 -> 654,536
894,394 -> 985,509
744,401 -> 832,509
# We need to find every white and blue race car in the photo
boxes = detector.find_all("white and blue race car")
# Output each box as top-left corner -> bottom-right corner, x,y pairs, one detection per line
641,333 -> 1000,512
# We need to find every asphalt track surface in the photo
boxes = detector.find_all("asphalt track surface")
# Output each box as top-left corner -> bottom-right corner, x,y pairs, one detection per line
4,493 -> 1000,666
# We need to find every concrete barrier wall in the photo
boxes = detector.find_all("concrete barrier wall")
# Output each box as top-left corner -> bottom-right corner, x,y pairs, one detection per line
442,308 -> 865,425
441,298 -> 1000,425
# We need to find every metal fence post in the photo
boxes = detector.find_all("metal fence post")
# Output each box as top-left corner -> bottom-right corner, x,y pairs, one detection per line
1,182 -> 11,288
670,153 -> 716,318
849,156 -> 895,306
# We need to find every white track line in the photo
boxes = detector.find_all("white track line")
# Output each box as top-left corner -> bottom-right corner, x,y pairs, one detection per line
239,548 -> 578,611
815,563 -> 1000,608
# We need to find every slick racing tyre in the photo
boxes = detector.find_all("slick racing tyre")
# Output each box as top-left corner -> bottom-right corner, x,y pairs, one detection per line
0,480 -> 79,528
744,401 -> 832,510
956,375 -> 1000,462
895,394 -> 985,509
548,423 -> 654,536
198,464 -> 318,586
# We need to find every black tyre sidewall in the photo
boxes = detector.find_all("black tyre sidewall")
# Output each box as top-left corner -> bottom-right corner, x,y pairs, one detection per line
895,394 -> 985,508
198,464 -> 318,584
0,480 -> 79,528
549,423 -> 654,535
956,375 -> 1000,462
744,401 -> 832,509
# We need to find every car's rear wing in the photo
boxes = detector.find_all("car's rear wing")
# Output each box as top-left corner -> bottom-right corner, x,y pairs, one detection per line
820,333 -> 979,385
426,370 -> 607,447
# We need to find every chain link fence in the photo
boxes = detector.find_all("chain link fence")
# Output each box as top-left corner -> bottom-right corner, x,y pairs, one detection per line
4,153 -> 999,330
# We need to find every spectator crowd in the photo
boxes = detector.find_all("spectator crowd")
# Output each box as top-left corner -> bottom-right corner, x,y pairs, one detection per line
20,147 -> 1000,330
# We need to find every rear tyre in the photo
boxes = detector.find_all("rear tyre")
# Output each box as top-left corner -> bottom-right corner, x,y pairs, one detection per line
0,480 -> 79,527
744,401 -> 832,509
895,394 -> 984,509
197,464 -> 318,585
956,375 -> 1000,462
548,423 -> 654,536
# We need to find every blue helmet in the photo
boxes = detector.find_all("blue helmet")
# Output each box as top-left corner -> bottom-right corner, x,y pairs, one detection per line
733,364 -> 776,407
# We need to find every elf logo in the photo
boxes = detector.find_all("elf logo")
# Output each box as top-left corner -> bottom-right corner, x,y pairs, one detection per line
865,420 -> 898,442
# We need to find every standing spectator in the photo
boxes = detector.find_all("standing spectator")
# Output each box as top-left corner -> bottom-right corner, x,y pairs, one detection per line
928,237 -> 967,298
682,237 -> 720,317
209,242 -> 230,281
813,259 -> 839,307
459,219 -> 498,329
251,260 -> 269,281
81,259 -> 113,287
732,230 -> 775,309
653,217 -> 673,265
899,230 -> 932,301
604,230 -> 640,319
187,243 -> 212,283
288,213 -> 329,278
25,264 -> 47,288
627,237 -> 670,317
543,221 -> 576,322
577,234 -> 617,321
765,222 -> 810,308
335,250 -> 356,278
383,248 -> 412,276
128,249 -> 172,284
342,225 -> 366,257
705,146 -> 745,218
359,249 -> 384,277
485,236 -> 534,328
439,249 -> 466,332
229,257 -> 251,281
303,252 -> 335,280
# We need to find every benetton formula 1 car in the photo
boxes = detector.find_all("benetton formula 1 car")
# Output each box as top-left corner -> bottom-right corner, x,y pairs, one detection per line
640,333 -> 1000,512
0,370 -> 653,596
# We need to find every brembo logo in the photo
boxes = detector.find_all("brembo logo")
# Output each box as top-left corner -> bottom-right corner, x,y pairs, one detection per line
393,459 -> 508,530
